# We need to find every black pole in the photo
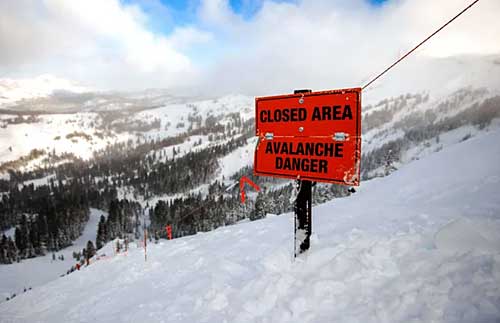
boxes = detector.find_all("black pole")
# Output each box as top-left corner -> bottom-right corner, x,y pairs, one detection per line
294,89 -> 312,257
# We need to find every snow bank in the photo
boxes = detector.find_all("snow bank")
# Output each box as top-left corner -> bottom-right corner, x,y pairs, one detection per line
435,217 -> 500,253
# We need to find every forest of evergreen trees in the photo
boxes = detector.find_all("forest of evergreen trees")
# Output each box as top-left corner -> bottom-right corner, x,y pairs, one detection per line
95,199 -> 142,249
0,178 -> 117,264
149,181 -> 246,239
1,92 -> 498,264
361,95 -> 500,179
0,114 -> 253,263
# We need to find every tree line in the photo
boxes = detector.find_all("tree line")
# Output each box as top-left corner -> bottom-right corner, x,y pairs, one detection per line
0,178 -> 117,264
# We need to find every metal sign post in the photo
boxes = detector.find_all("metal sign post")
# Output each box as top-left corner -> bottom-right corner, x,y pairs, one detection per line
293,89 -> 313,257
294,178 -> 312,256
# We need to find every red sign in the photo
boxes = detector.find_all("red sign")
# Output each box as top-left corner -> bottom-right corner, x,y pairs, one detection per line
254,88 -> 362,185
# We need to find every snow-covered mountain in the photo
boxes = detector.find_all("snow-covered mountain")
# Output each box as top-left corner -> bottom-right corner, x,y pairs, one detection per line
0,85 -> 496,176
1,53 -> 499,175
360,54 -> 500,104
0,75 -> 88,107
0,53 -> 499,322
0,94 -> 253,169
1,126 -> 499,323
0,74 -> 211,114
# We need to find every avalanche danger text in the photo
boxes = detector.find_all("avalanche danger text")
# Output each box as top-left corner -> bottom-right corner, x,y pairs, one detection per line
264,141 -> 344,173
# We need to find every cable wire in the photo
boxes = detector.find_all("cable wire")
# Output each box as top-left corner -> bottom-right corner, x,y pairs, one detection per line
362,0 -> 481,90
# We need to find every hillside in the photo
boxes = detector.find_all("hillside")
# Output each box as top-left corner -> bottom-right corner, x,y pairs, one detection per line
1,82 -> 499,280
1,126 -> 499,323
0,209 -> 106,301
0,94 -> 253,166
1,61 -> 500,317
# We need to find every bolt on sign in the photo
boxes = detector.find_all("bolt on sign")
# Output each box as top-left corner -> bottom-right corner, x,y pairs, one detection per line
254,88 -> 362,185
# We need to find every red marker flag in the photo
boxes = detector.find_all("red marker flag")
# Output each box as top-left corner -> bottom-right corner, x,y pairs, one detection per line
166,225 -> 172,240
240,176 -> 260,204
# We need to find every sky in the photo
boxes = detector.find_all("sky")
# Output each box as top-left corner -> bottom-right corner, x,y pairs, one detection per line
0,0 -> 499,96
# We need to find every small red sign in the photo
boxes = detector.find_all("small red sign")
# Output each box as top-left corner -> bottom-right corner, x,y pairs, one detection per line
254,88 -> 362,185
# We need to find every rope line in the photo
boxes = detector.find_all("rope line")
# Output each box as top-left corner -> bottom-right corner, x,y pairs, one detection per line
362,0 -> 481,90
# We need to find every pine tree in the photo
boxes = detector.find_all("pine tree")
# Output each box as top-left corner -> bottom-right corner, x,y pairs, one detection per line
251,192 -> 267,221
85,240 -> 96,264
7,237 -> 18,263
96,215 -> 107,249
384,149 -> 397,176
0,235 -> 8,264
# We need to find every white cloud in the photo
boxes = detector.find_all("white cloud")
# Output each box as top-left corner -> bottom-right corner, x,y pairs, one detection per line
198,0 -> 242,28
0,0 -> 205,90
190,0 -> 500,97
0,0 -> 498,96
169,26 -> 214,51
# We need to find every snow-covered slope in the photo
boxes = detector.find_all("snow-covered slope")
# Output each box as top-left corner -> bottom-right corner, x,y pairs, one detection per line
0,75 -> 88,107
1,127 -> 499,322
0,112 -> 128,164
0,209 -> 106,301
0,94 -> 253,167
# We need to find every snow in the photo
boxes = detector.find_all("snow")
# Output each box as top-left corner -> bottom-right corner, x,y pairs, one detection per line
217,137 -> 257,180
0,112 -> 130,164
361,54 -> 500,106
434,217 -> 500,253
361,87 -> 494,156
133,94 -> 253,143
0,209 -> 106,302
146,135 -> 209,162
1,227 -> 15,239
132,135 -> 257,207
19,174 -> 56,189
0,93 -> 253,175
1,127 -> 500,322
0,75 -> 88,108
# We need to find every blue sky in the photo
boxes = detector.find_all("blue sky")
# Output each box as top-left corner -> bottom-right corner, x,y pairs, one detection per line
157,0 -> 388,16
130,0 -> 389,34
134,0 -> 391,66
